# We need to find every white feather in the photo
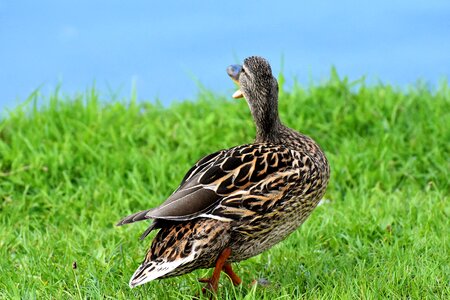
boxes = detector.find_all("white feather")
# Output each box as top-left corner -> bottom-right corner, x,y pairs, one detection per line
198,213 -> 233,222
129,246 -> 196,288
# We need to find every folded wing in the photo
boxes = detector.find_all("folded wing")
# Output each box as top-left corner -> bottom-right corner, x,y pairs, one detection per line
117,143 -> 295,232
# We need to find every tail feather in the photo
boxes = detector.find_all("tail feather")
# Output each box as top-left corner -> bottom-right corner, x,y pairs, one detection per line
139,221 -> 158,240
129,249 -> 196,288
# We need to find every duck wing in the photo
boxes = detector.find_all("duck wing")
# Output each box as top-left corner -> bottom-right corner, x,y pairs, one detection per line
117,143 -> 294,226
116,149 -> 226,226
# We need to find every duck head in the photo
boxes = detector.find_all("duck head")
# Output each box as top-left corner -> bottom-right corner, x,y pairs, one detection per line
227,56 -> 282,141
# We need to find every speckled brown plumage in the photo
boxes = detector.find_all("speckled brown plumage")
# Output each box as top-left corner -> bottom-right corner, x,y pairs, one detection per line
117,56 -> 330,290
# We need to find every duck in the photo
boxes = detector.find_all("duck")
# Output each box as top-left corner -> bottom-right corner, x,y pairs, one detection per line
117,56 -> 330,293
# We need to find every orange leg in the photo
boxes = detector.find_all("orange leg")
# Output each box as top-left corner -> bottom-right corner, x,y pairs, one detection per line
222,263 -> 242,286
198,247 -> 240,293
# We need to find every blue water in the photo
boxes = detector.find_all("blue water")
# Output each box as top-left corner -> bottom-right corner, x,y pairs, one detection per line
1,0 -> 449,112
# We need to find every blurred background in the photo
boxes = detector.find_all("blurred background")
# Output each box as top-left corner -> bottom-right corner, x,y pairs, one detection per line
1,0 -> 449,112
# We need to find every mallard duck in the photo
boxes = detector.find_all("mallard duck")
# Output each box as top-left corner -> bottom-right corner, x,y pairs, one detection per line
117,56 -> 330,292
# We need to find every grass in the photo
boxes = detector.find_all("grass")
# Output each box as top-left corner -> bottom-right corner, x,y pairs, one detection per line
1,72 -> 449,299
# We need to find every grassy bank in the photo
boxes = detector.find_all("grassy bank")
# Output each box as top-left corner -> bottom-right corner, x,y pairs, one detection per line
1,75 -> 449,299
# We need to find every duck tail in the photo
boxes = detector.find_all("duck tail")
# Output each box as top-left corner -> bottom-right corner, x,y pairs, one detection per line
129,249 -> 196,288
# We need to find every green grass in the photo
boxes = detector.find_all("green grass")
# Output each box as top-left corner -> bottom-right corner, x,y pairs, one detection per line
1,73 -> 449,299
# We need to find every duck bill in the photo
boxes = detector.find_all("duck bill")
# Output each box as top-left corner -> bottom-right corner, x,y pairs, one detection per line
232,89 -> 243,99
227,64 -> 244,99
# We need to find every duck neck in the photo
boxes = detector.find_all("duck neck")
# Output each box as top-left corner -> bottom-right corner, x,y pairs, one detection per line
252,97 -> 283,143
